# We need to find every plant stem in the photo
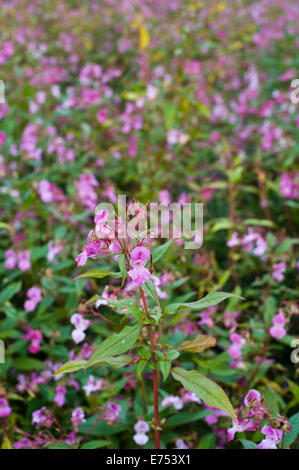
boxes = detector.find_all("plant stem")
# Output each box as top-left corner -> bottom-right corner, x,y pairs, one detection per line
139,288 -> 160,449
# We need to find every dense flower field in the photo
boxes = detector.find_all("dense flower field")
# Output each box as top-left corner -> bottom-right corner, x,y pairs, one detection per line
0,0 -> 299,451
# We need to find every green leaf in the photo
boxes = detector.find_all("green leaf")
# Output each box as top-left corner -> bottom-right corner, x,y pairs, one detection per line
53,360 -> 88,376
141,278 -> 160,306
240,439 -> 258,449
243,218 -> 276,228
13,357 -> 45,371
86,325 -> 140,367
151,240 -> 173,263
81,440 -> 110,449
73,270 -> 111,280
93,355 -> 131,368
159,360 -> 171,381
165,291 -> 242,315
171,367 -> 236,419
176,335 -> 216,353
284,412 -> 299,448
0,282 -> 22,304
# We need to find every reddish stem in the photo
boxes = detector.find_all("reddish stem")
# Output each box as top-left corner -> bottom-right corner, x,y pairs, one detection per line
139,288 -> 160,449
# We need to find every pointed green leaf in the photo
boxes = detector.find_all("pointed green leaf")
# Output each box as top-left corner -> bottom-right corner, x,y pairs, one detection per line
151,240 -> 173,263
171,367 -> 236,420
53,360 -> 87,376
165,291 -> 242,315
73,270 -> 111,281
87,325 -> 140,367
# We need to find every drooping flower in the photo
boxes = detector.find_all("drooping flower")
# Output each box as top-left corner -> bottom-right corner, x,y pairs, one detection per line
258,426 -> 283,449
269,313 -> 286,340
272,261 -> 286,282
54,386 -> 67,407
0,398 -> 12,418
70,313 -> 90,344
83,375 -> 105,396
227,418 -> 259,441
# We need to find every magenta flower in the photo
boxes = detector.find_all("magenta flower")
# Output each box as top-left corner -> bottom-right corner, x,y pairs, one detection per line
227,418 -> 259,441
83,375 -> 106,396
54,386 -> 67,407
18,250 -> 31,271
244,389 -> 261,407
71,407 -> 86,427
269,313 -> 286,340
228,333 -> 246,359
128,246 -> 151,285
0,398 -> 12,418
32,407 -> 53,428
258,426 -> 283,449
279,173 -> 299,199
4,249 -> 18,269
272,262 -> 286,282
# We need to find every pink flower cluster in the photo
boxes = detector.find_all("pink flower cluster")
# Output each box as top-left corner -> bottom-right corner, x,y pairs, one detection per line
24,287 -> 42,312
279,173 -> 299,199
75,174 -> 99,210
0,41 -> 14,65
21,326 -> 43,354
32,407 -> 54,428
38,179 -> 67,204
83,375 -> 106,396
227,228 -> 267,257
102,402 -> 122,424
228,333 -> 246,360
4,249 -> 31,271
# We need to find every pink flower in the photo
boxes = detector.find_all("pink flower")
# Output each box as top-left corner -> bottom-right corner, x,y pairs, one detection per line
83,375 -> 105,396
227,232 -> 240,248
71,407 -> 86,427
272,262 -> 286,282
22,327 -> 42,354
32,407 -> 53,428
128,246 -> 151,285
227,418 -> 259,441
183,60 -> 201,75
134,420 -> 150,434
54,386 -> 67,407
269,313 -> 286,340
70,313 -> 90,344
244,389 -> 261,407
0,398 -> 12,418
0,131 -> 6,146
130,246 -> 150,267
38,179 -> 54,203
161,395 -> 183,410
4,249 -> 17,269
18,250 -> 31,271
133,433 -> 149,445
228,333 -> 246,360
279,173 -> 299,199
75,251 -> 88,267
24,287 -> 42,312
258,426 -> 283,449
175,439 -> 189,449
128,265 -> 150,286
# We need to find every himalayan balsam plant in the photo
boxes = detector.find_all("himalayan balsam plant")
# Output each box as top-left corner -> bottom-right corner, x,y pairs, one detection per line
54,205 -> 240,449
